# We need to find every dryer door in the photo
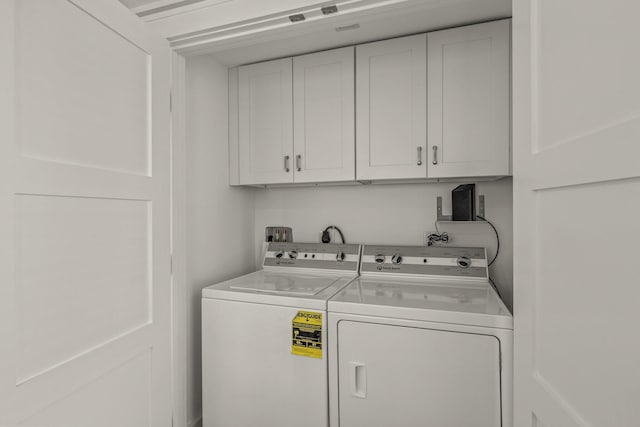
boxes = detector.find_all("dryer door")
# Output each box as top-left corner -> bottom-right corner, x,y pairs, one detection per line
337,321 -> 501,427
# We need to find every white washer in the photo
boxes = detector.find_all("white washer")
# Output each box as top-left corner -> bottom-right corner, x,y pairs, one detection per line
202,242 -> 361,427
328,245 -> 513,427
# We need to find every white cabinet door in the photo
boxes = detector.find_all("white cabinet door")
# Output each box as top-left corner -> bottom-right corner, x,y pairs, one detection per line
428,20 -> 511,178
337,321 -> 501,427
0,1 -> 171,426
238,58 -> 293,184
293,47 -> 355,183
356,34 -> 427,180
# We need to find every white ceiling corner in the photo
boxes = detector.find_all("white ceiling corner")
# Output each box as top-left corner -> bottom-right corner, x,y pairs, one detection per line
118,0 -> 208,15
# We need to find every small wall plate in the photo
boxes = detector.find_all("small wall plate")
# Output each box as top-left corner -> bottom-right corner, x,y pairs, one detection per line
265,226 -> 293,242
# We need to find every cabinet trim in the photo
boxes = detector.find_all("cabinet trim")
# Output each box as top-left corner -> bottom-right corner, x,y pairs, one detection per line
228,67 -> 240,186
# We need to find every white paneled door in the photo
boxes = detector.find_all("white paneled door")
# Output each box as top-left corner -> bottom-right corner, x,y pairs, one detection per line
0,1 -> 171,426
513,1 -> 640,426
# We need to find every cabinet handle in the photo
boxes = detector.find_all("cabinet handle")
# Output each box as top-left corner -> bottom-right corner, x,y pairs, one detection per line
284,155 -> 290,172
417,146 -> 423,166
432,145 -> 438,165
296,154 -> 302,172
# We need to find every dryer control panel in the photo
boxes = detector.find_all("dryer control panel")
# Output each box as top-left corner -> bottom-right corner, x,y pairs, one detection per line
361,245 -> 488,279
264,242 -> 361,272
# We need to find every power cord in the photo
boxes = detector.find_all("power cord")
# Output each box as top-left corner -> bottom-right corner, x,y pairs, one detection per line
322,225 -> 345,244
426,231 -> 449,246
488,277 -> 503,299
476,215 -> 499,267
433,215 -> 502,299
478,215 -> 502,299
428,220 -> 449,246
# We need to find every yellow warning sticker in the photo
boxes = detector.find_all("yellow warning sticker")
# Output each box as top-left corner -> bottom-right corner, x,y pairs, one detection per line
291,310 -> 322,359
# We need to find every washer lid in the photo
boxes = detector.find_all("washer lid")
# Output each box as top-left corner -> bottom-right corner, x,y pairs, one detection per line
202,270 -> 358,310
229,274 -> 340,296
329,276 -> 512,329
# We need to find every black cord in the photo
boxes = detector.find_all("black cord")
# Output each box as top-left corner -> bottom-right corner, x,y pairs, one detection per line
426,230 -> 449,246
476,215 -> 499,267
427,220 -> 450,246
478,216 -> 502,300
488,277 -> 503,299
322,225 -> 345,244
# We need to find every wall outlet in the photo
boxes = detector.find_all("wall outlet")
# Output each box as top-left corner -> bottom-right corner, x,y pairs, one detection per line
424,230 -> 450,246
423,231 -> 431,246
265,226 -> 293,242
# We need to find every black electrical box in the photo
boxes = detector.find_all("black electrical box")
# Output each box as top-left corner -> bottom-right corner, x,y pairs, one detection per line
452,184 -> 476,221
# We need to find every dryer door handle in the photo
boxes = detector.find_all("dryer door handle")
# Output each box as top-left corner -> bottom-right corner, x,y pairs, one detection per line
349,361 -> 367,399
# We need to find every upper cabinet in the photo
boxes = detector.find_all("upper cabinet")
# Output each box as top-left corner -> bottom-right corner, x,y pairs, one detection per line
231,19 -> 511,186
293,47 -> 355,183
236,48 -> 355,185
238,57 -> 293,185
427,19 -> 511,178
356,34 -> 427,180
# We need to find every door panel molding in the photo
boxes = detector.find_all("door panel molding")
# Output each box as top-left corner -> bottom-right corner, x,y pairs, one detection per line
531,374 -> 589,427
20,349 -> 153,427
530,119 -> 640,190
16,157 -> 154,200
12,333 -> 153,422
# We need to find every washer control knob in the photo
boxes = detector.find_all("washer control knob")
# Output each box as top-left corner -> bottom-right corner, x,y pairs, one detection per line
391,253 -> 403,265
374,254 -> 386,264
275,250 -> 284,259
457,256 -> 471,268
288,250 -> 298,259
336,250 -> 345,262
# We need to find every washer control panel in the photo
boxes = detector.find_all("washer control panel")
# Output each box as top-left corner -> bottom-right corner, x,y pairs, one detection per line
264,242 -> 361,272
361,245 -> 488,278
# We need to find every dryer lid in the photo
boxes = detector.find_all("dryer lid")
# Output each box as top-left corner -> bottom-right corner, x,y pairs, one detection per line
329,276 -> 512,329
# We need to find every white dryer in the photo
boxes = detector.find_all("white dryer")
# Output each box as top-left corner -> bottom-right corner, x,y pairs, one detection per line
328,245 -> 513,427
202,242 -> 361,427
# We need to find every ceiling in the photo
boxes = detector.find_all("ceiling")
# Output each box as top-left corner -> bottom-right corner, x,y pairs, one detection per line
191,0 -> 512,66
118,0 -> 511,67
118,0 -> 155,7
118,0 -> 206,13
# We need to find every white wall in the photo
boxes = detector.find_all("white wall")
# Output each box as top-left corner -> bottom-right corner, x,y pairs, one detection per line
185,55 -> 256,427
254,179 -> 513,309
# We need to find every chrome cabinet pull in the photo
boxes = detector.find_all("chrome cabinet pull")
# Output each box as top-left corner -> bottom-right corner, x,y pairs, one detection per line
417,146 -> 423,166
296,154 -> 302,172
284,155 -> 290,172
432,145 -> 438,165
